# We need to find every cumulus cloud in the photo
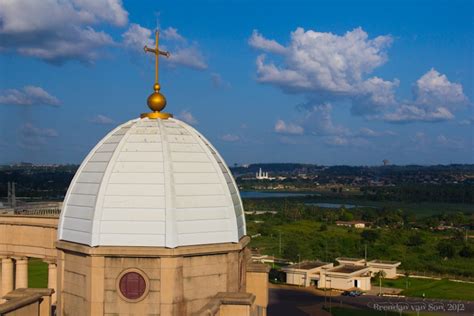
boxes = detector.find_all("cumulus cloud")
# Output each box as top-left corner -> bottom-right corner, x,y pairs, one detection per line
18,123 -> 58,149
176,110 -> 198,125
274,120 -> 304,135
89,114 -> 115,125
122,23 -> 154,49
436,135 -> 464,149
325,136 -> 349,146
302,103 -> 348,136
383,104 -> 455,123
459,118 -> 473,125
220,134 -> 240,142
249,28 -> 469,124
169,46 -> 207,70
122,24 -> 207,70
355,127 -> 397,137
0,0 -> 127,64
0,86 -> 60,106
210,73 -> 230,88
251,27 -> 396,113
161,27 -> 185,42
249,30 -> 286,54
414,69 -> 467,107
382,69 -> 468,123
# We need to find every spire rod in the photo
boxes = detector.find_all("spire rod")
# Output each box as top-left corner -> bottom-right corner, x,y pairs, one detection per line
141,30 -> 172,120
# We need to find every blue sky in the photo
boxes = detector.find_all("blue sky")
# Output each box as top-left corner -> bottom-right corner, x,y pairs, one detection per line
0,0 -> 472,165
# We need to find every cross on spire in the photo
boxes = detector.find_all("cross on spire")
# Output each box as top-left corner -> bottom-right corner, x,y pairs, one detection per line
140,30 -> 173,120
144,30 -> 170,84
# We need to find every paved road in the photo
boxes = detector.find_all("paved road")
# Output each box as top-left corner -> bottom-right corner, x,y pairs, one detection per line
268,286 -> 474,316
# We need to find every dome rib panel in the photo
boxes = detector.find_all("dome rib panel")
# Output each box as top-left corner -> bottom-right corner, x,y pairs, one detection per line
59,118 -> 246,248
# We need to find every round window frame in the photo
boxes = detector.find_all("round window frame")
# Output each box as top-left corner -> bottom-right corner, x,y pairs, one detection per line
116,268 -> 150,303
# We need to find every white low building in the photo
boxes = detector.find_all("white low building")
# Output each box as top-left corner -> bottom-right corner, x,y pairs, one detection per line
320,265 -> 371,291
282,261 -> 333,287
336,257 -> 401,279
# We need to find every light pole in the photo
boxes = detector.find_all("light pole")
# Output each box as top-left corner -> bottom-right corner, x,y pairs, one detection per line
279,231 -> 282,256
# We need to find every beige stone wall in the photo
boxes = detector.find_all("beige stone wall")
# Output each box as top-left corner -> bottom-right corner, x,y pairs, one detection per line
104,257 -> 161,315
0,216 -> 57,260
246,264 -> 268,315
355,276 -> 371,291
322,275 -> 371,291
58,250 -> 90,315
57,239 -> 251,316
369,266 -> 397,279
286,272 -> 306,286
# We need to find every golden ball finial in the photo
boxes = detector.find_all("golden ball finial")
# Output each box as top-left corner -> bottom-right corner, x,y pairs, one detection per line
147,90 -> 167,112
153,83 -> 161,91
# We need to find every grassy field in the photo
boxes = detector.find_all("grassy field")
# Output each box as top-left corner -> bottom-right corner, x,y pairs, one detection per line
328,307 -> 436,316
28,258 -> 48,288
379,277 -> 474,301
300,196 -> 474,217
327,307 -> 395,316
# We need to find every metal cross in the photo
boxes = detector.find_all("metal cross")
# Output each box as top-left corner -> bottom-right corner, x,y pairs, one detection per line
144,30 -> 170,85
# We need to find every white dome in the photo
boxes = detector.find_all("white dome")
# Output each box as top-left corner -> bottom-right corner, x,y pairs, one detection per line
58,117 -> 246,248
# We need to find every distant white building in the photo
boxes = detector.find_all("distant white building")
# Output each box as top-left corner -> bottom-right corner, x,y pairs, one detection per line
256,168 -> 270,180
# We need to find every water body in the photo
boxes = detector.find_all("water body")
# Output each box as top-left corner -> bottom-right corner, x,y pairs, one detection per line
239,191 -> 320,199
305,202 -> 357,209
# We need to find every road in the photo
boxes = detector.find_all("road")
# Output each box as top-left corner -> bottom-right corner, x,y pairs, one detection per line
268,286 -> 474,316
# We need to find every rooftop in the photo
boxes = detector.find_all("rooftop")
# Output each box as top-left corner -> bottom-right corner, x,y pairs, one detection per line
336,257 -> 364,262
368,259 -> 401,265
58,117 -> 246,248
327,265 -> 368,274
285,261 -> 331,270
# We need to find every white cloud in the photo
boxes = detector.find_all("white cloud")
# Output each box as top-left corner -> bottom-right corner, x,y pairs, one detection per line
383,104 -> 455,123
325,136 -> 349,146
122,24 -> 207,70
274,120 -> 304,135
251,27 -> 396,113
89,114 -> 115,125
20,123 -> 58,138
414,69 -> 467,107
122,23 -> 153,50
168,46 -> 207,70
355,127 -> 396,137
220,134 -> 240,142
302,103 -> 348,136
250,28 -> 469,124
459,118 -> 473,125
0,86 -> 60,106
249,30 -> 286,54
162,27 -> 185,42
210,73 -> 230,88
18,123 -> 58,150
0,0 -> 126,64
410,131 -> 429,148
176,110 -> 198,125
436,135 -> 464,149
382,69 -> 468,123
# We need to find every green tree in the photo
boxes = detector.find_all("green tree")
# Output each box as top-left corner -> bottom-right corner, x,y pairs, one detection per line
437,240 -> 456,258
361,229 -> 380,243
406,233 -> 424,247
459,245 -> 474,258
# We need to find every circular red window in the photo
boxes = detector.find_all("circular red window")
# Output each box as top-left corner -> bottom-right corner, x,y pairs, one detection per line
119,271 -> 147,301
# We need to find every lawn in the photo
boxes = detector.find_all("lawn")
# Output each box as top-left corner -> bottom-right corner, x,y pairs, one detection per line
327,307 -> 435,316
380,277 -> 474,301
28,258 -> 48,288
